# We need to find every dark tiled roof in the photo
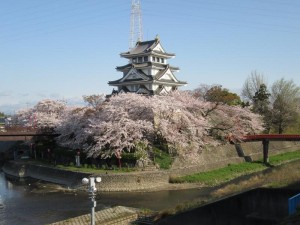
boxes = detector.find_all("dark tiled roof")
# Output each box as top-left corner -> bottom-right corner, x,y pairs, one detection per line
120,38 -> 175,58
154,79 -> 187,85
152,50 -> 175,57
116,64 -> 131,70
110,64 -> 186,85
116,62 -> 179,71
108,78 -> 123,85
122,39 -> 157,55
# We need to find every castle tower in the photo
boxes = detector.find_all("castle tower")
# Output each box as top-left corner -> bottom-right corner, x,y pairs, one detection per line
108,36 -> 187,95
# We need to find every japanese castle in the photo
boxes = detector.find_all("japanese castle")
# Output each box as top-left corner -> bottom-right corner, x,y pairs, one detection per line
108,36 -> 187,95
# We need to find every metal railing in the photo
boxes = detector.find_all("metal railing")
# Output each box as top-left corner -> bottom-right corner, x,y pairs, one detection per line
289,193 -> 300,215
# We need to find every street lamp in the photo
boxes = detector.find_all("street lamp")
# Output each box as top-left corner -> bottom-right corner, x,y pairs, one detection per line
82,177 -> 102,225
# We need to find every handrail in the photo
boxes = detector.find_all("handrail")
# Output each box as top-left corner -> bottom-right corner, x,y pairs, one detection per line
242,134 -> 300,142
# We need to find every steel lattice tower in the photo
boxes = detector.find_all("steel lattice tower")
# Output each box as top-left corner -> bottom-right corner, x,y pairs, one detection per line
129,0 -> 143,49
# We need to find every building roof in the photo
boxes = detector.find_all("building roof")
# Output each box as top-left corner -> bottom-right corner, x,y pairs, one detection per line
120,37 -> 175,58
116,62 -> 179,72
108,67 -> 187,86
108,79 -> 186,86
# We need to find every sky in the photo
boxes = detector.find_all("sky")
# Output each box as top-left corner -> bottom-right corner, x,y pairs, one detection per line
1,0 -> 300,114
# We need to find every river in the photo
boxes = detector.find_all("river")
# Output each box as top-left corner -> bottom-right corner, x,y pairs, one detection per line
0,171 -> 209,225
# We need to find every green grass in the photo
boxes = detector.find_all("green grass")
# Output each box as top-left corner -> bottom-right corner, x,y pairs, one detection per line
31,160 -> 136,173
171,149 -> 300,185
269,150 -> 300,165
153,147 -> 173,169
170,162 -> 267,185
55,164 -> 135,173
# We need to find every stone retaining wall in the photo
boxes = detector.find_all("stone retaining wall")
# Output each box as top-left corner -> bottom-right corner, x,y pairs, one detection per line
2,161 -> 91,187
169,141 -> 300,176
50,206 -> 139,225
3,141 -> 300,191
241,141 -> 300,160
2,161 -> 169,191
95,171 -> 169,191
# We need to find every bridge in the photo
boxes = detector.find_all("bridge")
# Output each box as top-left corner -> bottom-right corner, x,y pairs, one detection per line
241,134 -> 300,164
0,127 -> 56,141
1,128 -> 300,164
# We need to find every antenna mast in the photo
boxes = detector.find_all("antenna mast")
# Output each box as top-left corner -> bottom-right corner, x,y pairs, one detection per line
129,0 -> 143,49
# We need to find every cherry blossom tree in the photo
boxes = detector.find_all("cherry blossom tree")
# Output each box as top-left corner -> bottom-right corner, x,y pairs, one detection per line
67,92 -> 262,160
83,93 -> 154,158
15,92 -> 263,165
14,99 -> 66,130
55,107 -> 93,149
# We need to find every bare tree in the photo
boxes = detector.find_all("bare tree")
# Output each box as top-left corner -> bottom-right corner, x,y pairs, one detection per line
241,71 -> 267,103
192,84 -> 214,101
83,94 -> 105,109
270,78 -> 300,134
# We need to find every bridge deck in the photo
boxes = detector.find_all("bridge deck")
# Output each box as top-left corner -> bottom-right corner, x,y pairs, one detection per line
0,131 -> 38,136
242,134 -> 300,142
0,130 -> 57,141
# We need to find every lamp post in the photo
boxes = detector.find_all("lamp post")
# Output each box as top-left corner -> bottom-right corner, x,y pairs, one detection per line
82,177 -> 102,225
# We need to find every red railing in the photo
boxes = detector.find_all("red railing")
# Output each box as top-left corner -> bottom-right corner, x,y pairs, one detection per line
242,134 -> 300,142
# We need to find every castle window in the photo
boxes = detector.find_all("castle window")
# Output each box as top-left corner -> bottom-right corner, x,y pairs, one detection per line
161,58 -> 165,63
132,58 -> 137,63
144,56 -> 148,62
138,57 -> 142,63
152,56 -> 155,62
156,57 -> 159,62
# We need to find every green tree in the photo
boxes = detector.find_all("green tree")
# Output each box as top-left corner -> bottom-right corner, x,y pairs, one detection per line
193,84 -> 241,105
0,112 -> 4,117
252,84 -> 272,132
270,78 -> 300,134
253,84 -> 270,114
206,85 -> 241,105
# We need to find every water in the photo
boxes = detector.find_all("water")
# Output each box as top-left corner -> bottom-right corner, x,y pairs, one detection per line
0,172 -> 209,225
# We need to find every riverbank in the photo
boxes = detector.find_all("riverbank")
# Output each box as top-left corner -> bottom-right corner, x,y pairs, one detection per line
45,158 -> 300,225
155,159 -> 300,225
2,141 -> 300,192
49,206 -> 139,225
3,156 -> 300,224
2,160 -> 170,191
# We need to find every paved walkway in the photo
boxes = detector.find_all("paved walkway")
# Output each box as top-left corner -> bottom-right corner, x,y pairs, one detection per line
49,206 -> 138,225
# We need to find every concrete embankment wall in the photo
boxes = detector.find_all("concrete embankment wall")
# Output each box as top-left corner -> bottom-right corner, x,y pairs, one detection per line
157,188 -> 300,225
2,141 -> 300,191
2,161 -> 91,187
170,141 -> 300,176
242,141 -> 300,160
2,161 -> 169,191
94,171 -> 169,192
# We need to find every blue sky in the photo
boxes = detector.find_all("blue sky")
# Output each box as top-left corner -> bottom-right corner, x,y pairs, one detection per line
1,0 -> 300,114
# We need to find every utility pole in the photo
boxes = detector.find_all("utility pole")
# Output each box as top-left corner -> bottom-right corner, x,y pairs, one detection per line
129,0 -> 143,49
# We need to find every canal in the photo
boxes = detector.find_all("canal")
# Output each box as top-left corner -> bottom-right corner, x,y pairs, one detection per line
0,171 -> 209,225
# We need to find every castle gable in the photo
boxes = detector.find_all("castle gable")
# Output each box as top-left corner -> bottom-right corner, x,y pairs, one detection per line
156,68 -> 178,82
120,68 -> 149,82
153,43 -> 166,53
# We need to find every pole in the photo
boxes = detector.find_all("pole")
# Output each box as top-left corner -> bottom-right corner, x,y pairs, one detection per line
82,177 -> 101,225
263,139 -> 269,164
90,193 -> 96,225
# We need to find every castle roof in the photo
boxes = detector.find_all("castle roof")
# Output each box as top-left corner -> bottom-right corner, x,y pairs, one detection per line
120,38 -> 175,58
108,66 -> 186,86
116,62 -> 179,72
